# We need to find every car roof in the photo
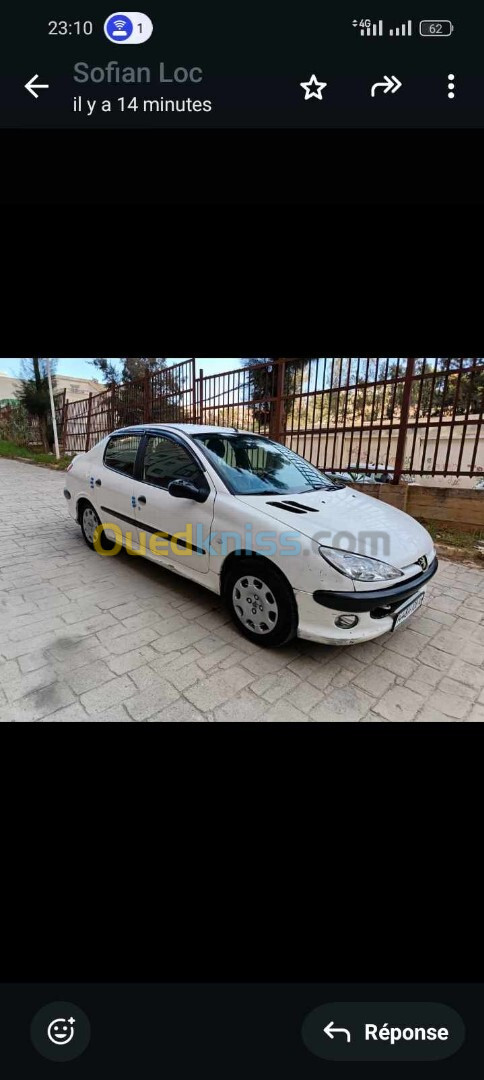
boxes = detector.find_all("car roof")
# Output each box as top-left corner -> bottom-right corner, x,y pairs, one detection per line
112,423 -> 258,437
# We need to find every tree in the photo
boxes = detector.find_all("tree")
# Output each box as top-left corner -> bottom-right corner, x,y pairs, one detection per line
242,357 -> 317,436
122,357 -> 168,381
91,357 -> 168,384
91,357 -> 184,426
91,357 -> 120,384
16,357 -> 56,452
387,358 -> 484,420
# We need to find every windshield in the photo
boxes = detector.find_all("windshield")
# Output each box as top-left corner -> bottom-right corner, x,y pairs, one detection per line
193,433 -> 342,495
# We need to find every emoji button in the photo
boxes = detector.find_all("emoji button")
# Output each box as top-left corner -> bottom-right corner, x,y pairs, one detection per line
48,1016 -> 76,1044
31,1001 -> 91,1062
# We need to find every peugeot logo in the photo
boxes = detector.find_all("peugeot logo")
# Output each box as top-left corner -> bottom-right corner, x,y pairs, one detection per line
417,556 -> 428,571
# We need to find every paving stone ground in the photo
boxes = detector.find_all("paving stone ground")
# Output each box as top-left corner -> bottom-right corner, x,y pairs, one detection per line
1,458 -> 484,723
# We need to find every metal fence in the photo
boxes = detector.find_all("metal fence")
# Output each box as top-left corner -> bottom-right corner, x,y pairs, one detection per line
55,359 -> 196,454
50,357 -> 484,483
196,357 -> 484,483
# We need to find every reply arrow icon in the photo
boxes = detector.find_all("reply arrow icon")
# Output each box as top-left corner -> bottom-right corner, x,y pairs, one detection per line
324,1021 -> 352,1043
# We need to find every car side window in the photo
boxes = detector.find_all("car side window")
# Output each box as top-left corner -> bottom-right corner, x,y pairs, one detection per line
104,435 -> 142,477
142,436 -> 207,490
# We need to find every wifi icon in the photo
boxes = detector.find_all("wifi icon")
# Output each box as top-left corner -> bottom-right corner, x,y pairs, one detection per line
105,12 -> 134,40
104,12 -> 154,43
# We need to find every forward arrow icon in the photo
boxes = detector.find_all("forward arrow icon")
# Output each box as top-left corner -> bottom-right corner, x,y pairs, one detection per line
371,75 -> 402,97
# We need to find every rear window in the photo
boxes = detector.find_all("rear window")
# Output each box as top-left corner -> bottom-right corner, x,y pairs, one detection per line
104,435 -> 141,477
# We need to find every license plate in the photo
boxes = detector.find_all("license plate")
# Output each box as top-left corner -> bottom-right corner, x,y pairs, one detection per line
393,591 -> 425,630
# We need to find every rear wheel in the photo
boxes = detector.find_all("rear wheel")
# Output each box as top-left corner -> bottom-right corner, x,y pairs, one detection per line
79,502 -> 116,552
225,558 -> 298,648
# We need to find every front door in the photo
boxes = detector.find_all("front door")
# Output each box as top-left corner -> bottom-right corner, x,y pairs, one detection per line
131,433 -> 215,574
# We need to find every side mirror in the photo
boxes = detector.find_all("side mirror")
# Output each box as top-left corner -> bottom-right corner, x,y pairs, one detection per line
168,479 -> 208,503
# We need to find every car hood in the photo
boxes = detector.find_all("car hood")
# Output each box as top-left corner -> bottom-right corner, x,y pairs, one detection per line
236,486 -> 433,569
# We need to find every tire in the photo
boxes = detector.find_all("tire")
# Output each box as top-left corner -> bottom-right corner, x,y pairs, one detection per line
79,501 -> 117,552
224,558 -> 298,648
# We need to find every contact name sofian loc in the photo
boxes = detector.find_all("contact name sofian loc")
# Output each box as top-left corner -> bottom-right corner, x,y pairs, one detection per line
73,61 -> 204,84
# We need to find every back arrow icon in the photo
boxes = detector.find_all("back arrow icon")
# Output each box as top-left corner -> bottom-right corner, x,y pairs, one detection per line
370,74 -> 402,97
25,74 -> 50,99
324,1021 -> 351,1043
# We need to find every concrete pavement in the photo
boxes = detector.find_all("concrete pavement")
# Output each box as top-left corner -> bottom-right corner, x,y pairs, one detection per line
1,459 -> 484,722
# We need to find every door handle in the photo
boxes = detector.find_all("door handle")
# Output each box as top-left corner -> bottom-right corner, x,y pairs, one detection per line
138,496 -> 147,505
95,479 -> 102,486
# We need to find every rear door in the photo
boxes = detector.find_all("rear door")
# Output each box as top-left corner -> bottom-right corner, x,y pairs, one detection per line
132,432 -> 215,574
96,432 -> 143,543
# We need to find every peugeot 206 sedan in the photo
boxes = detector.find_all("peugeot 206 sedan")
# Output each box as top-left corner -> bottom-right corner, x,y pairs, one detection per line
63,424 -> 438,648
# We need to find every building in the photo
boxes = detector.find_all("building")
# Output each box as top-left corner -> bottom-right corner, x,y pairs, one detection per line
0,371 -> 102,406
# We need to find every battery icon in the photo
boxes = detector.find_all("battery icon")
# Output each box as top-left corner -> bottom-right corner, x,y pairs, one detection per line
419,19 -> 454,36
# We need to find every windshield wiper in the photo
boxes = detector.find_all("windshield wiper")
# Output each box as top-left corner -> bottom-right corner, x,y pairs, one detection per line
290,484 -> 337,494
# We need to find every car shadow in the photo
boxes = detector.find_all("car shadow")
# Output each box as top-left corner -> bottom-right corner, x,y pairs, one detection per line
90,543 -> 339,663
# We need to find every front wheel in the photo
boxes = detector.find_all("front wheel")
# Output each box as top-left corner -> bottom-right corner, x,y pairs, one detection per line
225,559 -> 298,648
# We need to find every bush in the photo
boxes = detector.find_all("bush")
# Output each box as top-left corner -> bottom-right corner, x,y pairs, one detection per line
0,403 -> 32,446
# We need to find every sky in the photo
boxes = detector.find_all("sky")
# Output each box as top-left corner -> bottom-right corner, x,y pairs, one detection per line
0,358 -> 242,380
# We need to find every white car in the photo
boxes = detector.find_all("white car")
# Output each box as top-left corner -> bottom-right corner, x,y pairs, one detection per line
64,424 -> 437,648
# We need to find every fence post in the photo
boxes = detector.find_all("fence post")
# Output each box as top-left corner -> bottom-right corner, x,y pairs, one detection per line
270,359 -> 286,442
85,393 -> 93,453
393,357 -> 415,484
60,389 -> 67,452
144,371 -> 151,423
198,368 -> 204,424
110,381 -> 116,431
191,357 -> 197,422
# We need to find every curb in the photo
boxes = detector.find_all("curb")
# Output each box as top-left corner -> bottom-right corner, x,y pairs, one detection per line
0,455 -> 69,472
435,542 -> 484,568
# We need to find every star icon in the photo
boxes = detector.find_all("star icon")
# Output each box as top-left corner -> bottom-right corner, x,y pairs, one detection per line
300,74 -> 328,101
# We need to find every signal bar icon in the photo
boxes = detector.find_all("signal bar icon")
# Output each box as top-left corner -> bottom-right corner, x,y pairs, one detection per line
389,19 -> 413,35
352,18 -> 415,37
365,19 -> 383,35
353,19 -> 384,36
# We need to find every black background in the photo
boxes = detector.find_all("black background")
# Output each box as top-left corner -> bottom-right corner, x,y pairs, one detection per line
2,128 -> 481,203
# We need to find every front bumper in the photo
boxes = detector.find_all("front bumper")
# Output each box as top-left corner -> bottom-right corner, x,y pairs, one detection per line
313,558 -> 438,613
295,559 -> 437,645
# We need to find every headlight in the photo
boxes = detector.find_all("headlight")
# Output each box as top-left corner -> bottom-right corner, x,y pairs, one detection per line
319,547 -> 404,582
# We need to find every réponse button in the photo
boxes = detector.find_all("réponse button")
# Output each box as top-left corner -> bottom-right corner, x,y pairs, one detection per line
302,1001 -> 465,1062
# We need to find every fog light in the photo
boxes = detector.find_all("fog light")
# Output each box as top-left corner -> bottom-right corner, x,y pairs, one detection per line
335,614 -> 359,629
